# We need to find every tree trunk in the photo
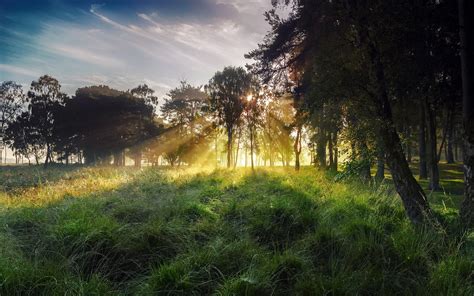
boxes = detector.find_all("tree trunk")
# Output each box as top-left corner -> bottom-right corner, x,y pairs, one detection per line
406,128 -> 413,163
375,141 -> 385,182
134,150 -> 142,168
424,97 -> 440,190
234,128 -> 241,168
360,141 -> 372,181
446,113 -> 455,164
459,0 -> 474,228
227,128 -> 233,168
419,104 -> 428,179
361,28 -> 434,225
333,132 -> 338,171
44,145 -> 51,168
250,126 -> 255,171
317,127 -> 327,169
113,151 -> 123,166
455,138 -> 459,162
328,131 -> 334,169
294,125 -> 302,171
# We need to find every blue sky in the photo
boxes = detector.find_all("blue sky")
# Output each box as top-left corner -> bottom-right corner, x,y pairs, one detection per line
0,0 -> 272,96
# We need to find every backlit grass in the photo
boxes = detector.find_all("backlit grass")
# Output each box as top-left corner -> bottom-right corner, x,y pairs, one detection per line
0,165 -> 472,295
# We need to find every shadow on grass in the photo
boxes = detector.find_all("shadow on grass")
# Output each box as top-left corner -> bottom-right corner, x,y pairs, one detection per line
0,166 -> 472,295
0,164 -> 85,193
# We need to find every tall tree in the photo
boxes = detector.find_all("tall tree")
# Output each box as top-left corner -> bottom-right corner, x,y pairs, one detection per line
28,75 -> 66,167
0,81 -> 25,164
129,84 -> 159,167
458,0 -> 474,228
243,88 -> 263,171
207,67 -> 253,168
160,81 -> 210,166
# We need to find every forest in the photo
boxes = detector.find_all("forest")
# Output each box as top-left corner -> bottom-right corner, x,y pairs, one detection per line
0,0 -> 473,295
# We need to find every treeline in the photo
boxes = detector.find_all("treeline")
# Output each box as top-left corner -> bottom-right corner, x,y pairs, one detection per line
0,70 -> 300,169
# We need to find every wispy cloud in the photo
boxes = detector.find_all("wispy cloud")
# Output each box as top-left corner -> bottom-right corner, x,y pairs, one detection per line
1,0 -> 273,95
47,44 -> 123,68
0,64 -> 39,77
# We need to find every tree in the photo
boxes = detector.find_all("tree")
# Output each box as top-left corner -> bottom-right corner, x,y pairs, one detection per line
129,84 -> 159,167
0,81 -> 26,163
207,67 -> 253,168
130,84 -> 159,114
160,81 -> 210,166
458,0 -> 474,228
4,111 -> 41,164
242,84 -> 263,171
61,85 -> 158,165
27,75 -> 66,167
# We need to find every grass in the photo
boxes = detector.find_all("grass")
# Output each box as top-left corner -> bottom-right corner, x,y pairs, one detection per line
0,165 -> 472,295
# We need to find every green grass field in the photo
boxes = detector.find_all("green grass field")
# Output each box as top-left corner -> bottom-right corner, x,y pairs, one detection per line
0,165 -> 472,295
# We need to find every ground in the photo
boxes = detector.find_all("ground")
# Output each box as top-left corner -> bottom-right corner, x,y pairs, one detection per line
0,164 -> 472,295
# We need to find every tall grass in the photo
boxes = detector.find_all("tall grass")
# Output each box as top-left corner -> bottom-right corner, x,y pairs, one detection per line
0,166 -> 472,295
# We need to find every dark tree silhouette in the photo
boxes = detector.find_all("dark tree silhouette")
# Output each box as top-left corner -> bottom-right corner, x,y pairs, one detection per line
458,0 -> 474,228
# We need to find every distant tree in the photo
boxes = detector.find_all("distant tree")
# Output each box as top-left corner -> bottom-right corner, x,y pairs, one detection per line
52,96 -> 81,165
242,82 -> 263,171
61,85 -> 159,165
207,67 -> 253,168
27,75 -> 66,167
129,84 -> 159,167
4,112 -> 41,164
0,81 -> 26,163
130,84 -> 159,114
160,81 -> 210,166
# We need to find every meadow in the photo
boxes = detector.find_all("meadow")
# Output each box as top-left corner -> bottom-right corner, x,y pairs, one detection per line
0,164 -> 472,295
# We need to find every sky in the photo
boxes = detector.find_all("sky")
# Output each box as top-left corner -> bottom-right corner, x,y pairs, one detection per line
0,0 -> 273,96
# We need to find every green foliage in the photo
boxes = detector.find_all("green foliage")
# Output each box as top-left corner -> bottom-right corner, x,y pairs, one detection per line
334,157 -> 372,182
0,166 -> 472,295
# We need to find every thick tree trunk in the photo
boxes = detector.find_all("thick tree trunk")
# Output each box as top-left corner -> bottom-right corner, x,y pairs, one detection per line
424,97 -> 440,190
294,125 -> 302,171
419,104 -> 428,179
113,151 -> 124,166
459,0 -> 474,228
44,145 -> 51,168
134,150 -> 142,168
362,31 -> 434,225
